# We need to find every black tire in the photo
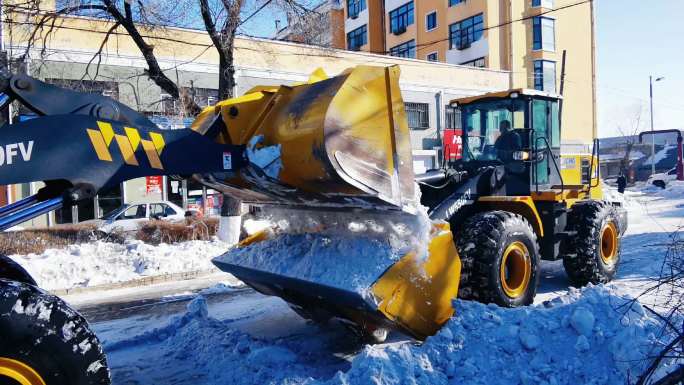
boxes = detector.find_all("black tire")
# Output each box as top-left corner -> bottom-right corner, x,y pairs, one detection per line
455,211 -> 540,307
0,255 -> 37,286
0,279 -> 110,385
653,180 -> 666,189
562,200 -> 622,286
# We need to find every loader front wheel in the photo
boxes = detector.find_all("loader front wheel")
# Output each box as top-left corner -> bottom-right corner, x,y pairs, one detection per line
0,279 -> 110,385
562,200 -> 621,286
455,211 -> 540,307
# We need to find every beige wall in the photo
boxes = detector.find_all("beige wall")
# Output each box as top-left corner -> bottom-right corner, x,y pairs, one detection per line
415,0 -> 448,61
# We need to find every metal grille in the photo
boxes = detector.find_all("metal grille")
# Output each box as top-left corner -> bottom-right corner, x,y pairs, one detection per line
405,102 -> 430,130
445,106 -> 461,129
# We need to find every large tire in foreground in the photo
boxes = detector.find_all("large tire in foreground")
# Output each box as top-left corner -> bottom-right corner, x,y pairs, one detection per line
562,200 -> 622,286
0,279 -> 110,385
455,211 -> 540,307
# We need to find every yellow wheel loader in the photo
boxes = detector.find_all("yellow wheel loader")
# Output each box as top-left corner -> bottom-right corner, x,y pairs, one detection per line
0,65 -> 625,384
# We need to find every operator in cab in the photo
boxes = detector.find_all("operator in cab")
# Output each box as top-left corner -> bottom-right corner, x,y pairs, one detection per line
494,120 -> 521,162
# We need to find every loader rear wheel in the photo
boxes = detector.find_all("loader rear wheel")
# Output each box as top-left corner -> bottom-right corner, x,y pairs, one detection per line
0,279 -> 110,385
455,211 -> 540,307
562,200 -> 622,286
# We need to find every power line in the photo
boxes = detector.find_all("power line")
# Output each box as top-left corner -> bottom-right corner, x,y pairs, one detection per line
238,0 -> 275,27
398,0 -> 594,54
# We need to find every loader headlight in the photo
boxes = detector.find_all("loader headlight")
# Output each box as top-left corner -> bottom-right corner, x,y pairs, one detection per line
512,151 -> 530,161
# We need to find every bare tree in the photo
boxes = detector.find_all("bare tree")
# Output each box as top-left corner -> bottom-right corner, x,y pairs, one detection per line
615,104 -> 647,176
634,229 -> 684,385
4,0 -> 318,114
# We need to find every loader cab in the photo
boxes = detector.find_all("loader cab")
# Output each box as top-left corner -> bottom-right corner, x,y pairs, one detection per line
450,89 -> 563,195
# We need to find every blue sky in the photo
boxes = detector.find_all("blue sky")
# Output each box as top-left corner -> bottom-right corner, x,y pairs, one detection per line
595,0 -> 684,138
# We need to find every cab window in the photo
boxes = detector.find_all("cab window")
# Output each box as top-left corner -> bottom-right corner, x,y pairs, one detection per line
462,99 -> 526,161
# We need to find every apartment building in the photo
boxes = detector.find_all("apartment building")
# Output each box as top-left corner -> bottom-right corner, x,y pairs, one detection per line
275,0 -> 346,49
343,0 -> 597,152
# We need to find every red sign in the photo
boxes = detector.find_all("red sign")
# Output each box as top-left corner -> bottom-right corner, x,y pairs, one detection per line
443,129 -> 463,160
146,176 -> 163,194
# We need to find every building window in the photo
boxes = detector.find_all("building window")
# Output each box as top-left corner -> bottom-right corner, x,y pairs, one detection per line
449,0 -> 466,6
532,0 -> 554,8
347,25 -> 368,51
445,105 -> 461,129
460,57 -> 486,67
162,87 -> 218,114
534,60 -> 557,93
533,16 -> 555,51
390,40 -> 416,58
426,11 -> 437,31
449,14 -> 484,50
427,52 -> 439,62
389,2 -> 414,35
347,0 -> 366,19
405,102 -> 430,129
188,87 -> 219,109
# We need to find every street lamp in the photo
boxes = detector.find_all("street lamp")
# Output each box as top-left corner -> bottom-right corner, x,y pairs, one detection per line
650,75 -> 665,176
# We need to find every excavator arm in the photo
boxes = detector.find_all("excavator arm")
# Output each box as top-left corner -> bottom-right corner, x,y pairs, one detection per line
0,73 -> 245,230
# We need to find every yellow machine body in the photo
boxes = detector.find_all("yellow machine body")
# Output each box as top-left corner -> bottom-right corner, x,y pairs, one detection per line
371,222 -> 461,339
192,65 -> 417,212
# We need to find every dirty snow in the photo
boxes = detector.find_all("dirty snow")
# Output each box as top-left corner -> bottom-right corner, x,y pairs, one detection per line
9,239 -> 234,291
96,285 -> 676,385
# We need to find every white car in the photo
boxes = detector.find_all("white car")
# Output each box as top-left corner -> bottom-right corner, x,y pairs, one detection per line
647,168 -> 678,188
96,201 -> 186,233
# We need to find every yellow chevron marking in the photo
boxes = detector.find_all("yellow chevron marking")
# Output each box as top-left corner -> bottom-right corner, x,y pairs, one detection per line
114,134 -> 139,166
149,132 -> 165,155
141,139 -> 163,169
124,127 -> 141,151
87,129 -> 113,161
97,121 -> 115,146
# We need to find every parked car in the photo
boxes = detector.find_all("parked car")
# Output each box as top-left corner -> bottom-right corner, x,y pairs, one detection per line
95,201 -> 186,233
647,167 -> 678,188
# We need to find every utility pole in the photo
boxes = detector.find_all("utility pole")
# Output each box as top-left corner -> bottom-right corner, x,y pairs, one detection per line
649,75 -> 664,176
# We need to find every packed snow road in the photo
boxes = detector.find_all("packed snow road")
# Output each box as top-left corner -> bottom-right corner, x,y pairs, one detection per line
14,183 -> 684,384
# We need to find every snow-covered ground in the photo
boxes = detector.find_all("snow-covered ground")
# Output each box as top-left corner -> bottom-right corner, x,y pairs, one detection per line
11,182 -> 684,384
9,239 -> 238,291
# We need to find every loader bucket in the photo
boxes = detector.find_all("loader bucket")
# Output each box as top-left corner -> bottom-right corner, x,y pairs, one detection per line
212,222 -> 461,340
192,65 -> 417,213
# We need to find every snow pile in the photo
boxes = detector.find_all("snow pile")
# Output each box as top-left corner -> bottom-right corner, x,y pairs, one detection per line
657,180 -> 684,199
603,184 -> 627,204
104,296 -> 324,385
636,180 -> 684,199
100,287 -> 673,385
215,233 -> 404,296
10,240 -> 232,291
327,286 -> 670,385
